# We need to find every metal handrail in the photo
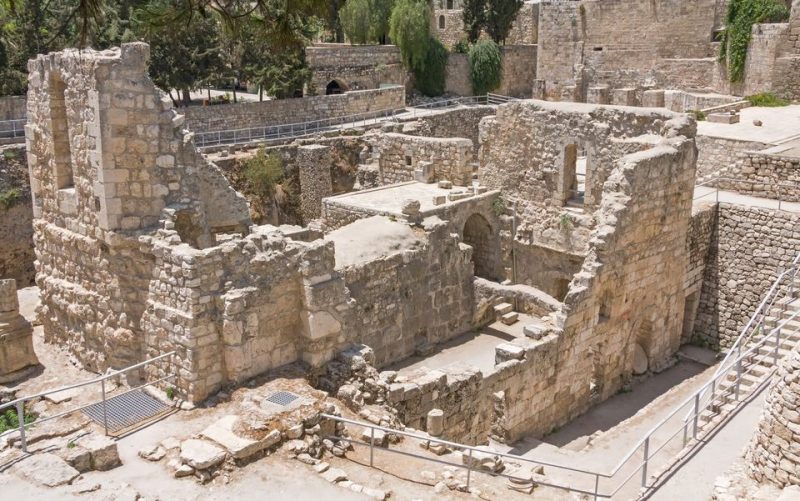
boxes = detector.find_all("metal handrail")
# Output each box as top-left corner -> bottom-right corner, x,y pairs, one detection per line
694,176 -> 800,210
0,351 -> 176,452
321,309 -> 800,499
0,118 -> 26,140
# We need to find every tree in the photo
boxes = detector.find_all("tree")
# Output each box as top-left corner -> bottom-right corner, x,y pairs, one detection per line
415,37 -> 448,97
369,0 -> 395,44
469,39 -> 502,94
461,0 -> 486,44
340,0 -> 373,44
389,0 -> 429,70
485,0 -> 522,44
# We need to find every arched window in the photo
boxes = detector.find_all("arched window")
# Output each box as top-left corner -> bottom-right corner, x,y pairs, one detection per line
439,15 -> 446,29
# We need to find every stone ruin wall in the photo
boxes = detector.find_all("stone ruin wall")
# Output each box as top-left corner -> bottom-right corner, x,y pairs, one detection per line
305,44 -> 408,95
182,85 -> 405,134
0,95 -> 27,121
431,1 -> 538,48
377,133 -> 473,186
695,135 -> 771,182
0,145 -> 35,286
443,45 -> 537,99
747,345 -> 800,488
684,203 -> 718,344
694,204 -> 800,349
398,105 -> 497,160
714,151 -> 800,202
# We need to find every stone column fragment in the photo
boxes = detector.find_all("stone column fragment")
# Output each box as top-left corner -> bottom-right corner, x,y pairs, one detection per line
0,279 -> 39,382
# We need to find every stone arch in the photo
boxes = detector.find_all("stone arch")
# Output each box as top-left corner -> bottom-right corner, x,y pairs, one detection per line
325,79 -> 346,95
439,15 -> 446,29
463,213 -> 497,280
49,71 -> 74,190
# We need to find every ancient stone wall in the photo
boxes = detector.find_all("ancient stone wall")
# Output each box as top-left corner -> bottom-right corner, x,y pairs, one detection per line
305,44 -> 408,95
398,105 -> 496,159
377,133 -> 473,186
0,145 -> 35,286
747,346 -> 800,488
683,203 -> 717,344
444,53 -> 472,96
297,145 -> 334,222
712,151 -> 800,202
695,135 -> 770,182
0,96 -> 27,120
431,1 -> 538,48
444,46 -> 537,98
183,86 -> 405,134
694,204 -> 800,348
766,1 -> 800,101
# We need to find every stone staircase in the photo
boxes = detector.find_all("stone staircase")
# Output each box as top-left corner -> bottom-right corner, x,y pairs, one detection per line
493,302 -> 519,326
699,295 -> 800,426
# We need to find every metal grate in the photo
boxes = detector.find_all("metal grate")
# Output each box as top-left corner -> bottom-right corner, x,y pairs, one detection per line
82,389 -> 171,432
265,391 -> 299,407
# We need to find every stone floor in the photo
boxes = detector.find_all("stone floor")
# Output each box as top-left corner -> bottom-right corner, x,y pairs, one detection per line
697,105 -> 800,143
325,181 -> 477,215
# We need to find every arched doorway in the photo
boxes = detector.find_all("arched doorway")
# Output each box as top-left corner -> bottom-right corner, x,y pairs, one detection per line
463,213 -> 495,280
326,80 -> 345,95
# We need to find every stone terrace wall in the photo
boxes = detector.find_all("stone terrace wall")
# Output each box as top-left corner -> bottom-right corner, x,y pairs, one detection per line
444,46 -> 537,98
444,53 -> 471,96
771,1 -> 800,101
683,203 -> 717,344
399,105 -> 496,159
714,151 -> 800,202
0,96 -> 27,120
747,346 -> 800,488
694,204 -> 800,348
378,133 -> 473,186
305,44 -> 408,95
183,86 -> 405,133
0,145 -> 35,286
695,135 -> 771,182
340,222 -> 474,367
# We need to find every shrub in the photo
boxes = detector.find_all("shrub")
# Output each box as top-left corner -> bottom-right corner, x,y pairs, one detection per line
746,92 -> 790,107
414,37 -> 449,97
244,149 -> 284,196
0,188 -> 21,210
389,0 -> 430,70
453,39 -> 471,54
719,0 -> 790,82
492,196 -> 506,216
166,386 -> 176,400
0,407 -> 36,434
469,39 -> 502,95
688,109 -> 707,121
2,148 -> 17,159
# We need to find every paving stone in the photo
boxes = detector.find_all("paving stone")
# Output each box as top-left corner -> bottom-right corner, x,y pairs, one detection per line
14,452 -> 80,487
180,439 -> 227,470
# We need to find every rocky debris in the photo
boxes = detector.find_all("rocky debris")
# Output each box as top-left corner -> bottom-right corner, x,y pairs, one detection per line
506,467 -> 536,494
44,387 -> 79,404
462,447 -> 505,473
201,415 -> 269,461
160,436 -> 180,451
321,467 -> 348,483
419,439 -> 450,456
360,427 -> 387,447
76,434 -> 122,471
69,479 -> 101,494
179,438 -> 227,470
138,443 -> 167,462
61,443 -> 92,472
14,452 -> 80,487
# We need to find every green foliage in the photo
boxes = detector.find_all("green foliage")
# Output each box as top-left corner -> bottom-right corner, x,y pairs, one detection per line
688,109 -> 707,121
389,0 -> 430,70
461,0 -> 486,44
719,0 -> 790,83
413,37 -> 448,97
469,39 -> 502,95
0,188 -> 21,210
485,0 -> 523,44
165,386 -> 176,400
3,148 -> 18,159
370,0 -> 396,44
340,0 -> 372,44
559,213 -> 574,231
453,39 -> 470,54
746,92 -> 790,107
492,196 -> 506,216
0,407 -> 36,434
245,149 -> 285,196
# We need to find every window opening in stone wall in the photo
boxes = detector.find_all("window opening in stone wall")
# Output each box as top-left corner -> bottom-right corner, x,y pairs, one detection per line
439,15 -> 446,29
405,155 -> 412,166
681,291 -> 699,340
447,0 -> 454,9
325,80 -> 344,95
598,294 -> 612,323
463,213 -> 495,280
49,72 -> 74,190
554,278 -> 571,302
560,143 -> 584,207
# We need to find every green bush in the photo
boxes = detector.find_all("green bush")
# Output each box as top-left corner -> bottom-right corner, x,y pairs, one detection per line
414,37 -> 449,97
453,39 -> 471,54
0,188 -> 21,210
389,0 -> 430,70
244,149 -> 284,196
0,407 -> 36,434
746,92 -> 790,107
3,148 -> 18,159
491,196 -> 506,216
688,109 -> 707,121
469,39 -> 502,95
719,0 -> 790,82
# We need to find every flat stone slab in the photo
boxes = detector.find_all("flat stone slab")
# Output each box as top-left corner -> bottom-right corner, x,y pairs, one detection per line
45,387 -> 80,404
180,439 -> 227,470
200,415 -> 265,460
15,452 -> 80,487
76,434 -> 121,471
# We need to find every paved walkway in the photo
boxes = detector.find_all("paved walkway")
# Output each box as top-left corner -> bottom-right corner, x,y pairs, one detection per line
694,186 -> 800,213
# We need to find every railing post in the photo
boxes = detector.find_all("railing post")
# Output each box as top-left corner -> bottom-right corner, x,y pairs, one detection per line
466,448 -> 473,489
735,359 -> 742,401
16,401 -> 27,453
692,393 -> 700,440
774,327 -> 781,366
369,427 -> 374,467
641,437 -> 650,488
101,378 -> 109,435
594,473 -> 600,501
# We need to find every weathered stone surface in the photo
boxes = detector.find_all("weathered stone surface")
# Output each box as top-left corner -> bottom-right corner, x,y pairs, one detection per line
201,415 -> 265,460
180,439 -> 227,470
76,434 -> 122,471
0,279 -> 38,381
15,453 -> 80,487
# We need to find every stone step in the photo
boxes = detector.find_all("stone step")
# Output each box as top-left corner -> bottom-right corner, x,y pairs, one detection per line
501,312 -> 519,325
494,303 -> 513,316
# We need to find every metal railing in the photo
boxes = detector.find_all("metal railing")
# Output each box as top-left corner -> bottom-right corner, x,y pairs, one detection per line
321,309 -> 800,499
694,177 -> 800,210
399,93 -> 518,120
0,118 -> 26,141
0,351 -> 176,452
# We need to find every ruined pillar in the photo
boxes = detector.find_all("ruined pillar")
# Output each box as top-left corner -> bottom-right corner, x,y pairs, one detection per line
0,279 -> 38,382
297,145 -> 333,223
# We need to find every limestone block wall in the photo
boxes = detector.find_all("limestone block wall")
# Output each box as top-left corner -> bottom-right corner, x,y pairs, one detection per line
0,145 -> 35,286
695,135 -> 770,182
0,96 -> 27,120
0,278 -> 38,380
431,1 -> 538,48
297,145 -> 334,222
683,204 -> 717,344
747,346 -> 800,487
444,46 -> 537,98
714,151 -> 800,202
760,1 -> 800,100
305,44 -> 408,95
398,105 -> 496,159
183,86 -> 406,134
339,222 -> 474,367
694,204 -> 800,348
378,133 -> 473,186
